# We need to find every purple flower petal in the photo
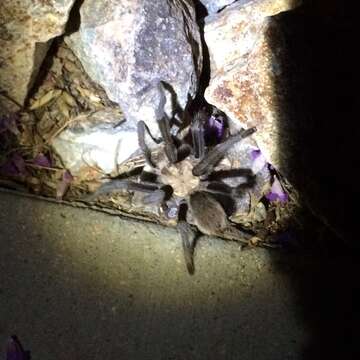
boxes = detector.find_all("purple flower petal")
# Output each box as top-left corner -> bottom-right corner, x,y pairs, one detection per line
0,153 -> 27,177
56,170 -> 73,200
0,113 -> 20,135
265,192 -> 279,202
6,336 -> 27,360
12,153 -> 27,174
250,149 -> 261,160
33,153 -> 52,168
63,170 -> 73,183
265,176 -> 289,203
0,160 -> 19,176
205,115 -> 225,143
250,149 -> 267,174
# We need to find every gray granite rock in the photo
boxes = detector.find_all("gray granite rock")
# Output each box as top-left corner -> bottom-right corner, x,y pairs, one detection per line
200,0 -> 250,15
66,0 -> 202,135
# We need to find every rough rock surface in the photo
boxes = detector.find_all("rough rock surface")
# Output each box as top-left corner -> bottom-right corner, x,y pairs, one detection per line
199,0 -> 250,15
66,0 -> 202,135
51,109 -> 137,179
0,0 -> 76,114
204,0 -> 301,170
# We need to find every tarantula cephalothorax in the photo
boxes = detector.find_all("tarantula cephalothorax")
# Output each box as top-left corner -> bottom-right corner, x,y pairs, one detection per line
86,109 -> 256,274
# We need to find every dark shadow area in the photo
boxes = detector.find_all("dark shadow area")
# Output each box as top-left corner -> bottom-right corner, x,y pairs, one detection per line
189,0 -> 212,113
271,0 -> 354,242
274,253 -> 360,359
64,0 -> 85,35
269,1 -> 358,358
25,40 -> 60,105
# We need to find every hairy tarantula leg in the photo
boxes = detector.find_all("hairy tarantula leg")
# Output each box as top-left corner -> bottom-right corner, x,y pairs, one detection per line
83,179 -> 161,202
202,187 -> 233,198
142,188 -> 166,205
137,120 -> 162,168
157,115 -> 178,164
191,111 -> 206,159
192,127 -> 257,177
177,220 -> 196,275
200,181 -> 251,199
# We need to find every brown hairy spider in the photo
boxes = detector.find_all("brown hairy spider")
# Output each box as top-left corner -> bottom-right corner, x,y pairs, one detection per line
85,108 -> 256,274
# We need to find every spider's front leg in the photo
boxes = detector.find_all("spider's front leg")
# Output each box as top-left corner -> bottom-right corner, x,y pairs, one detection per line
137,121 -> 162,168
192,127 -> 257,177
157,114 -> 178,164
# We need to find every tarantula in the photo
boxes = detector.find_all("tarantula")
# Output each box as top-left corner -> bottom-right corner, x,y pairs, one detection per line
85,108 -> 256,274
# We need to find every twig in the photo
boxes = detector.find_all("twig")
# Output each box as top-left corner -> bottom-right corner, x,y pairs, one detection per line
44,112 -> 94,145
24,162 -> 63,172
80,150 -> 109,177
0,90 -> 23,109
0,186 -> 151,222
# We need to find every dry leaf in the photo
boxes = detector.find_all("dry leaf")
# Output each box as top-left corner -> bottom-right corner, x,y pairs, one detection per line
61,91 -> 77,107
29,89 -> 62,110
77,87 -> 101,103
56,95 -> 70,118
56,170 -> 73,200
63,59 -> 81,74
36,113 -> 55,135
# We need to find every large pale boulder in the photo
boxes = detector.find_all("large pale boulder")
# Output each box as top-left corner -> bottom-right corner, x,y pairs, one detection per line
66,0 -> 202,134
204,0 -> 301,170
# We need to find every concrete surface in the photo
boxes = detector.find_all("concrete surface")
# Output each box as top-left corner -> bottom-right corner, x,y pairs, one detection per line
0,191 -> 358,359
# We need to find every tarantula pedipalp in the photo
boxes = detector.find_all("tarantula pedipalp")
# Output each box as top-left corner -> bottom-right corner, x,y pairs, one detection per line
85,110 -> 256,274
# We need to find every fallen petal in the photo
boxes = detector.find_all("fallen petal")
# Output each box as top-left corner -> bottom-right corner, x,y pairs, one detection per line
11,153 -> 27,175
63,170 -> 74,183
205,115 -> 225,143
33,153 -> 52,168
0,153 -> 27,177
6,336 -> 27,360
0,160 -> 19,176
250,149 -> 267,175
266,176 -> 288,203
56,170 -> 73,200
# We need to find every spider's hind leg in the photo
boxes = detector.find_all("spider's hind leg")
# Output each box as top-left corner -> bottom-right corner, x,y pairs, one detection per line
83,179 -> 166,205
177,201 -> 197,274
157,115 -> 178,164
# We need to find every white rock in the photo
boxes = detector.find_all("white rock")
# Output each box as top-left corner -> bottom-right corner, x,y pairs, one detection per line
52,109 -> 139,179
